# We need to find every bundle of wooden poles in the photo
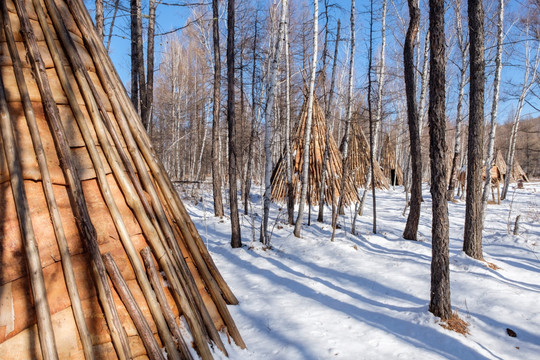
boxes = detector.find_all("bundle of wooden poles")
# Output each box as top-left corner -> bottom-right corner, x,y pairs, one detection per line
0,0 -> 244,359
270,99 -> 358,207
346,122 -> 389,189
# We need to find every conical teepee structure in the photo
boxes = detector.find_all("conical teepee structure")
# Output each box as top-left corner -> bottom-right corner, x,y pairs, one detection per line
0,0 -> 243,359
271,98 -> 358,206
346,122 -> 389,189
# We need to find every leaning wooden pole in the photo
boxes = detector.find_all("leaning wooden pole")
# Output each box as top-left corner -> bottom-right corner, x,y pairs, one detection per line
12,1 -> 131,357
0,50 -> 59,360
103,254 -> 166,360
141,248 -> 195,360
0,4 -> 94,359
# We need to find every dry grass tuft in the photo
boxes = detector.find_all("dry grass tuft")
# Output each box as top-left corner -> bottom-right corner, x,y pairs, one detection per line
486,262 -> 500,270
440,311 -> 469,335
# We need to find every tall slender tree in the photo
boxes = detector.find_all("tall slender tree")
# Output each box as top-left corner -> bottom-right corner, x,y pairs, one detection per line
146,0 -> 157,131
95,0 -> 103,40
261,0 -> 288,246
212,0 -> 225,218
294,0 -> 319,238
368,0 -> 377,234
482,0 -> 504,212
228,0 -> 242,248
285,10 -> 295,225
403,0 -> 421,241
464,0 -> 485,260
428,0 -> 452,320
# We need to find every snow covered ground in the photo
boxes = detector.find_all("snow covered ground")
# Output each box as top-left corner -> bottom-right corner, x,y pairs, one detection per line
179,181 -> 540,360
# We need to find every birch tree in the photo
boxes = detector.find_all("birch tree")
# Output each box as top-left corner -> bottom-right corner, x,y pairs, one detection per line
285,11 -> 295,225
447,0 -> 469,200
212,0 -> 224,217
294,0 -> 319,238
261,0 -> 288,246
481,0 -> 504,211
501,24 -> 539,200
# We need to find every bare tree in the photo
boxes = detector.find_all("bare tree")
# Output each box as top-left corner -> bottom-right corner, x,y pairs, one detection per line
482,0 -> 504,212
463,0 -> 486,260
294,0 -> 319,238
501,23 -> 539,200
212,0 -> 225,218
403,0 -> 421,241
447,0 -> 469,200
428,0 -> 452,320
331,0 -> 355,240
261,0 -> 288,246
368,0 -> 377,234
228,0 -> 242,248
146,0 -> 157,131
318,19 -> 341,223
285,8 -> 295,225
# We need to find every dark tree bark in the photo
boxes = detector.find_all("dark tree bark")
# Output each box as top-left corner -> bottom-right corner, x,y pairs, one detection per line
212,0 -> 225,217
136,0 -> 147,124
428,0 -> 452,320
227,0 -> 242,248
146,0 -> 156,131
463,0 -> 485,260
403,0 -> 422,241
130,0 -> 139,112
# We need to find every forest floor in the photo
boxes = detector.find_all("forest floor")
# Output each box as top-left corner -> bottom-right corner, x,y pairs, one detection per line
178,181 -> 540,360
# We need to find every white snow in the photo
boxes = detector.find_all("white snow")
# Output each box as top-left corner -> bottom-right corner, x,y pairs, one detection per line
180,182 -> 540,360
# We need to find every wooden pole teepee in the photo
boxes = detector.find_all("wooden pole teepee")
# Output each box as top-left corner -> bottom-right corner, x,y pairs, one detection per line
271,98 -> 358,207
0,0 -> 244,358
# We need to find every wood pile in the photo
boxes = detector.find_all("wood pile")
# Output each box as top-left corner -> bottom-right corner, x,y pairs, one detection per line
0,0 -> 244,358
346,122 -> 389,189
271,99 -> 358,206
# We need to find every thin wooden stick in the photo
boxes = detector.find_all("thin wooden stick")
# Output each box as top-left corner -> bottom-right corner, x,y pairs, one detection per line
103,254 -> 165,360
0,4 -> 94,359
11,1 -> 131,358
34,1 -> 181,359
0,52 -> 59,360
141,247 -> 195,360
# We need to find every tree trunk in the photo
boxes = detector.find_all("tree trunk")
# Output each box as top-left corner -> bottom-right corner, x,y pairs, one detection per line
368,0 -> 377,234
294,0 -> 319,238
318,19 -> 341,223
136,0 -> 147,123
464,0 -> 485,260
372,0 -> 387,160
334,0 -> 355,234
212,0 -> 224,217
428,0 -> 452,320
447,0 -> 468,200
106,0 -> 120,52
130,0 -> 139,112
402,0 -> 421,241
261,0 -> 288,246
244,14 -> 258,215
482,0 -> 504,210
145,0 -> 156,131
285,12 -> 295,225
227,0 -> 242,248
